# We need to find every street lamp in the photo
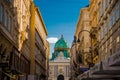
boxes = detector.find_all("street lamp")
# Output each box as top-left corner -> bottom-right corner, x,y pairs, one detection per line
77,30 -> 95,68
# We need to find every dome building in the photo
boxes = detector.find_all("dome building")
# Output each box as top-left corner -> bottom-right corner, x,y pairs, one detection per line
49,35 -> 71,80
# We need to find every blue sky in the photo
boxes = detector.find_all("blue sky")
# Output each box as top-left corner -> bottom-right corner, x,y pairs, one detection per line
34,0 -> 89,58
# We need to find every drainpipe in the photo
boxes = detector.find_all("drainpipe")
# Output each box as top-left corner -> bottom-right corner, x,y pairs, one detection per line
30,1 -> 35,75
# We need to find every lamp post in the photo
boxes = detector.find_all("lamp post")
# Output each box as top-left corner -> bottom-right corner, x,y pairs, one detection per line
77,30 -> 94,68
72,36 -> 82,77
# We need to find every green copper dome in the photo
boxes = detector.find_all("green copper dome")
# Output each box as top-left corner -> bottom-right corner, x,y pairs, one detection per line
54,35 -> 69,50
50,35 -> 70,61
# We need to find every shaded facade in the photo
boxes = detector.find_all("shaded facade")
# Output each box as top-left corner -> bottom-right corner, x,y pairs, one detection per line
0,0 -> 30,79
34,7 -> 49,80
0,0 -> 49,80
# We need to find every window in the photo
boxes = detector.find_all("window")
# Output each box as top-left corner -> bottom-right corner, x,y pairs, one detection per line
98,2 -> 102,20
98,4 -> 100,20
98,30 -> 101,41
119,0 -> 120,18
117,36 -> 120,43
9,0 -> 13,3
106,17 -> 109,31
8,16 -> 12,32
101,0 -> 104,16
103,23 -> 105,36
110,37 -> 112,55
4,11 -> 7,27
8,16 -> 11,31
105,42 -> 108,53
101,25 -> 104,39
112,8 -> 115,25
116,36 -> 120,52
104,21 -> 107,35
0,4 -> 3,22
115,2 -> 119,21
100,27 -> 103,39
105,0 -> 109,9
109,0 -> 112,3
110,12 -> 113,28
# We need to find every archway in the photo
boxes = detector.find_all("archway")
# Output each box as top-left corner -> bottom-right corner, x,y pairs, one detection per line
57,75 -> 64,80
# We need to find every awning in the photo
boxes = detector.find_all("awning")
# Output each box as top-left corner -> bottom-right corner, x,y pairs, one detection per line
108,50 -> 120,66
102,59 -> 120,75
90,62 -> 104,74
77,70 -> 90,80
80,68 -> 89,72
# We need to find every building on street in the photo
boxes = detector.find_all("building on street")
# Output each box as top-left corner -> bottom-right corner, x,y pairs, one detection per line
0,0 -> 49,80
49,35 -> 70,80
72,0 -> 120,80
70,7 -> 90,79
34,7 -> 49,80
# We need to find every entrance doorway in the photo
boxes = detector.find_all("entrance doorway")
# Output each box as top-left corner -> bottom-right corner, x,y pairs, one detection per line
57,75 -> 64,80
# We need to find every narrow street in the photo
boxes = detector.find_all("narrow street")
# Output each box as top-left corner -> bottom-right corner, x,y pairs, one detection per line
0,0 -> 120,80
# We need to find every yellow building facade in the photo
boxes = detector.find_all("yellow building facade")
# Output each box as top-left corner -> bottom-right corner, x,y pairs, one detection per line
0,0 -> 49,80
89,0 -> 100,64
34,7 -> 49,79
77,0 -> 120,80
70,7 -> 90,79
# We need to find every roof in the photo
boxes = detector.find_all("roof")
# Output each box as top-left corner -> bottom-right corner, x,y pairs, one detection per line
50,35 -> 70,61
54,35 -> 69,50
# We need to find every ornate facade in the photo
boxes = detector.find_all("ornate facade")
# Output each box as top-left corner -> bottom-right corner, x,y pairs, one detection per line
70,7 -> 90,79
74,0 -> 120,80
0,0 -> 49,80
89,0 -> 99,64
49,35 -> 70,80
